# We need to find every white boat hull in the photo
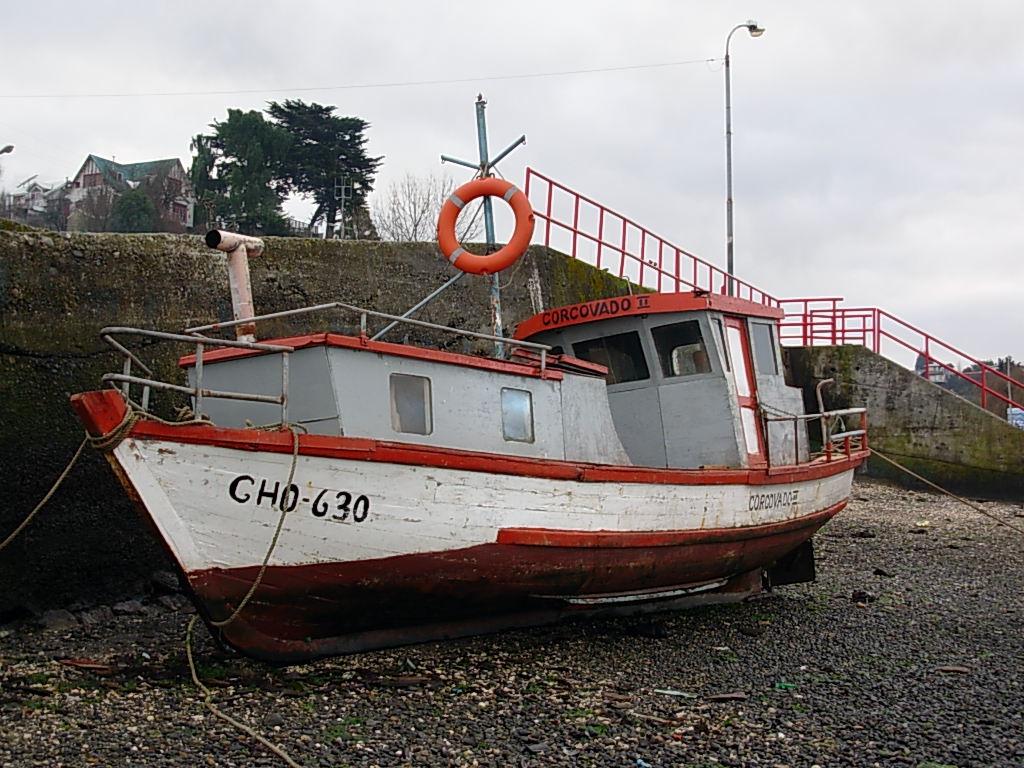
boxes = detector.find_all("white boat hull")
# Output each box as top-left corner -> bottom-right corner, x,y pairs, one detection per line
75,390 -> 864,661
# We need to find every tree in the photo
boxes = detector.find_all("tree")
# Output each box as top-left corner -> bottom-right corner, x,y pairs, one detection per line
189,109 -> 292,235
137,168 -> 185,233
111,188 -> 158,232
72,188 -> 117,232
372,172 -> 482,242
43,188 -> 69,231
266,100 -> 381,239
189,132 -> 222,232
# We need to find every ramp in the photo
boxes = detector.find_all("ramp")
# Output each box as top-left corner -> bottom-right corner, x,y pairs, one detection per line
787,345 -> 1024,497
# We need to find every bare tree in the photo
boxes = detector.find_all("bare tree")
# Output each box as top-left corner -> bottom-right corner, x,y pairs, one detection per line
371,172 -> 482,243
0,193 -> 15,221
71,188 -> 117,232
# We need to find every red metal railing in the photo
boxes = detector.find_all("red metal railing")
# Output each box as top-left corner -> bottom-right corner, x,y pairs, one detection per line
521,168 -> 1021,418
524,168 -> 778,307
779,298 -> 1024,413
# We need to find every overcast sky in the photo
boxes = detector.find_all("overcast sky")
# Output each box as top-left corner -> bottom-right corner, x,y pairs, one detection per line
1,1 -> 1020,367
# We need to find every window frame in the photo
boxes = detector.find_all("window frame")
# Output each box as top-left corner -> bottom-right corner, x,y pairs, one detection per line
571,330 -> 651,385
750,321 -> 780,376
388,372 -> 433,435
500,387 -> 535,443
650,319 -> 713,380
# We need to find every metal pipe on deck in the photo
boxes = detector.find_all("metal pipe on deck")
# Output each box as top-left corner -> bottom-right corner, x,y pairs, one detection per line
205,230 -> 264,343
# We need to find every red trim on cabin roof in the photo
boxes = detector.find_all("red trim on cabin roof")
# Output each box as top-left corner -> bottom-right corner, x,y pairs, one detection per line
76,398 -> 865,486
178,332 -> 564,381
509,347 -> 609,376
513,291 -> 784,340
497,500 -> 847,548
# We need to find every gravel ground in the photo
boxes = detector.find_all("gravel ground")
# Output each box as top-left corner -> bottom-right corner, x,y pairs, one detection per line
1,478 -> 1022,768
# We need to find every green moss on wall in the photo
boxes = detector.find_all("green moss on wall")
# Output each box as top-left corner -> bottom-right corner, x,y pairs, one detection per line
790,345 -> 1024,497
1,218 -> 38,233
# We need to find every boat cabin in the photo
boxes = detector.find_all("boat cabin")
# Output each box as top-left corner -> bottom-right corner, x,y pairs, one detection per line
180,291 -> 806,471
513,291 -> 808,469
181,331 -> 631,466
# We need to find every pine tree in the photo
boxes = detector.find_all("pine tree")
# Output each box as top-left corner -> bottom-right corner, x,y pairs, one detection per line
266,100 -> 382,238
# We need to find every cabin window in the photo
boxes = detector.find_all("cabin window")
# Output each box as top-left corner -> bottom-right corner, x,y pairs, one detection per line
389,373 -> 432,435
572,331 -> 650,384
501,388 -> 534,443
713,318 -> 730,372
651,321 -> 712,378
751,322 -> 778,375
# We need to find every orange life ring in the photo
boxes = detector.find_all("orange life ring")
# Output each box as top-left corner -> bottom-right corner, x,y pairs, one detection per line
437,177 -> 535,275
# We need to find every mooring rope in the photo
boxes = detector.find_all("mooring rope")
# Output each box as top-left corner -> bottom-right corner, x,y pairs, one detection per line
1,396 -> 307,767
869,447 -> 1024,537
86,407 -> 143,452
185,616 -> 304,768
89,403 -> 309,766
186,422 -> 307,768
0,437 -> 88,553
210,424 -> 303,628
1,399 -> 219,552
76,400 -> 305,626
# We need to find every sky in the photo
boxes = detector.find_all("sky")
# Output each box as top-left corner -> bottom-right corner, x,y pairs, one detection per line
1,1 -> 1021,368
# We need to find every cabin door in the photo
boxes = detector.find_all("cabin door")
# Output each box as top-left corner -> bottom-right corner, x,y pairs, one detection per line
723,317 -> 766,464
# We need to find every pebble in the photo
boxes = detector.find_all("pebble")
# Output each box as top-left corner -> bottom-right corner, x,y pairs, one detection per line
1,479 -> 1021,767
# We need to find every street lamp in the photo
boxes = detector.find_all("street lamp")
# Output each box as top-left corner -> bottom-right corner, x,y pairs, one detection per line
0,145 -> 13,155
724,20 -> 764,295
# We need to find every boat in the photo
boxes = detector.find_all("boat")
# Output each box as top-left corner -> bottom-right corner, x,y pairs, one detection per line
71,191 -> 868,663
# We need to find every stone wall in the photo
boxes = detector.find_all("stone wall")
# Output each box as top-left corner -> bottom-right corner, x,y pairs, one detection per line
786,345 -> 1024,496
0,229 -> 634,616
5,226 -> 1018,616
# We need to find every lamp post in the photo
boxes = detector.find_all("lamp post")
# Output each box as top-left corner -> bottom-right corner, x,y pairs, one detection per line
724,20 -> 763,296
0,145 -> 13,155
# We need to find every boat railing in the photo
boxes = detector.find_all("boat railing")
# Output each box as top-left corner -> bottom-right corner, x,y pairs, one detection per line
100,301 -> 553,424
99,327 -> 296,423
183,300 -> 554,369
761,406 -> 868,465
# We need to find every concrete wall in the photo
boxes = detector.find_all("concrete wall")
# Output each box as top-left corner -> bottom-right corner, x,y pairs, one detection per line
0,228 -> 635,616
786,345 -> 1024,497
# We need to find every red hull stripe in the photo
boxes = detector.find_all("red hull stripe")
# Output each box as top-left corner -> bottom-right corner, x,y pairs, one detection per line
72,388 -> 866,486
497,500 -> 846,548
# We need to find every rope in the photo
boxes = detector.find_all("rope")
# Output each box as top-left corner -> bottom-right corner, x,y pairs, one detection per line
185,424 -> 307,766
4,399 -> 306,767
87,407 -> 143,452
85,400 -> 305,627
759,402 -> 799,419
0,437 -> 88,553
210,425 -> 303,628
84,400 -> 305,627
185,616 -> 304,768
869,448 -> 1024,537
497,243 -> 531,290
89,400 -> 210,453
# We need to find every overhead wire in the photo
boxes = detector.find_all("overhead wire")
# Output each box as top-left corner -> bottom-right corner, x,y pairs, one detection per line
0,58 -> 719,100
